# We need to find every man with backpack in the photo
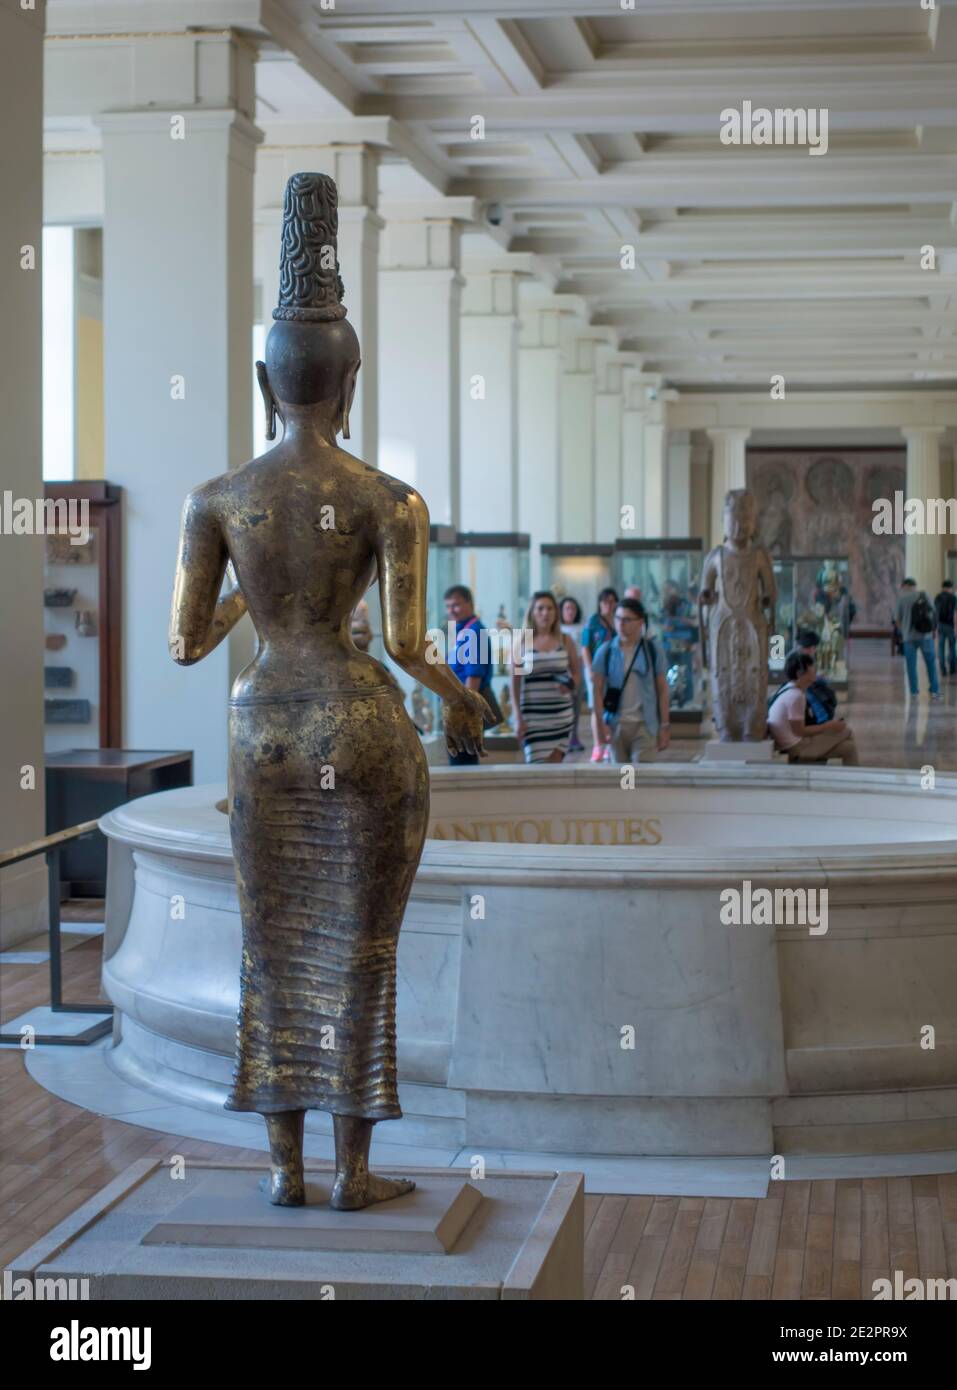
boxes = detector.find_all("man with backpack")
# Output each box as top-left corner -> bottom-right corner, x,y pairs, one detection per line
590,598 -> 671,765
794,629 -> 839,726
935,578 -> 956,678
896,578 -> 941,701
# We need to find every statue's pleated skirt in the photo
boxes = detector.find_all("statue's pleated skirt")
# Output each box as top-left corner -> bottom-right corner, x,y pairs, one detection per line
224,684 -> 429,1120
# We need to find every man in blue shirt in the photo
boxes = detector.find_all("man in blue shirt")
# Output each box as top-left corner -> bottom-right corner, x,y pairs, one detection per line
444,584 -> 493,766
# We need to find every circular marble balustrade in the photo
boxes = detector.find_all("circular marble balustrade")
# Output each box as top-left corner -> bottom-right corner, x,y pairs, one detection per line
84,765 -> 957,1162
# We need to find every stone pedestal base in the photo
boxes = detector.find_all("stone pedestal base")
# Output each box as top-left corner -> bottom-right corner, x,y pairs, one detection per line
7,1160 -> 584,1300
143,1168 -> 482,1255
701,739 -> 775,763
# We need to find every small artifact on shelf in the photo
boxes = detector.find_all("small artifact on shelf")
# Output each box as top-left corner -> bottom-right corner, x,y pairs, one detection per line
46,533 -> 94,565
75,610 -> 97,636
45,633 -> 67,652
45,698 -> 91,724
44,587 -> 77,608
44,666 -> 74,688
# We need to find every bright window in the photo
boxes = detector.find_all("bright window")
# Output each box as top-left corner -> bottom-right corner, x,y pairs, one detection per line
42,226 -> 75,481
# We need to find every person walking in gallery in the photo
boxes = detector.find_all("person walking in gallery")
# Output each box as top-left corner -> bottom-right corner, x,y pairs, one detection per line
581,586 -> 619,761
444,583 -> 494,766
512,590 -> 581,763
935,578 -> 957,677
590,598 -> 671,766
768,652 -> 860,765
896,577 -> 941,701
560,595 -> 586,751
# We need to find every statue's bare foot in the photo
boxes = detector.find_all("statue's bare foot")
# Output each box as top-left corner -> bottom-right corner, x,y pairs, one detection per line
330,1173 -> 415,1211
264,1169 -> 305,1207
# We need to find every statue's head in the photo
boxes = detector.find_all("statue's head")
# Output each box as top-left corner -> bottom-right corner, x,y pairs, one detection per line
722,488 -> 757,545
255,172 -> 361,439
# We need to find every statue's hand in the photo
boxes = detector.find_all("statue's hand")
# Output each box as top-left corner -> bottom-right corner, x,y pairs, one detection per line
443,688 -> 486,759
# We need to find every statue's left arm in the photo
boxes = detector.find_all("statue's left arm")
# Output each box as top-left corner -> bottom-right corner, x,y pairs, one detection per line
170,491 -> 247,665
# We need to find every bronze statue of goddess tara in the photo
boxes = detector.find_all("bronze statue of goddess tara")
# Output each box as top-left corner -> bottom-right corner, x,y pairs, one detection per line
169,173 -> 485,1210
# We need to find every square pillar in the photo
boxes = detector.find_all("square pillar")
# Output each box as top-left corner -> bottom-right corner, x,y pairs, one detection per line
903,426 -> 946,595
519,307 -> 566,588
707,427 -> 751,546
460,265 -> 521,532
594,355 -> 627,543
667,429 -> 692,537
560,336 -> 598,541
379,199 -> 475,526
98,60 -> 261,782
0,0 -> 46,945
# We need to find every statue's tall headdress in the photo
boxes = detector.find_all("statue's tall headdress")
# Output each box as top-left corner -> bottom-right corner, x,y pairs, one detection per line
273,172 -> 347,323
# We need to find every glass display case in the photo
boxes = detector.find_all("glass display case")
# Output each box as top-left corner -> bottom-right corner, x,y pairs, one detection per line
403,525 -> 457,736
455,532 -> 530,735
613,539 -> 704,723
540,545 -> 614,630
786,555 -> 851,688
770,560 -> 796,677
407,530 -> 530,740
43,481 -> 122,752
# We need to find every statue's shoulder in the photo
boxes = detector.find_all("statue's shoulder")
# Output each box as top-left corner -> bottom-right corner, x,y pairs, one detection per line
182,471 -> 230,515
365,465 -> 428,519
702,542 -> 722,568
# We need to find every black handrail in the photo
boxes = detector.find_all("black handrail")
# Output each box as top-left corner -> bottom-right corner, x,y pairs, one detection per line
0,821 -> 113,1047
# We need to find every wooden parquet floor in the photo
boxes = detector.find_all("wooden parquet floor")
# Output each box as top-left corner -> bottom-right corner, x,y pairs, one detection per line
2,937 -> 957,1297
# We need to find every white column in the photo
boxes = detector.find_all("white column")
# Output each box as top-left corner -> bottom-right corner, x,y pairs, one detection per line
459,264 -> 520,531
643,409 -> 667,538
594,356 -> 624,543
379,200 -> 474,526
707,427 -> 751,545
903,426 -> 946,595
98,39 -> 261,784
620,370 -> 646,543
518,307 -> 566,589
667,429 -> 692,537
560,336 -> 598,541
257,143 -> 382,465
0,0 -> 46,945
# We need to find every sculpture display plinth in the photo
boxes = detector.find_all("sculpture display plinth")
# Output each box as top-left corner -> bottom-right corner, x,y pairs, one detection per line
7,1159 -> 585,1301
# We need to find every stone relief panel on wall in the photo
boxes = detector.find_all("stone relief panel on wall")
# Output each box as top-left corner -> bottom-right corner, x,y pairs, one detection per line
747,450 -> 906,628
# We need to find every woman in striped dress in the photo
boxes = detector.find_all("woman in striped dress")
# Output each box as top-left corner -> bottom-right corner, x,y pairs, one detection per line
512,591 -> 581,763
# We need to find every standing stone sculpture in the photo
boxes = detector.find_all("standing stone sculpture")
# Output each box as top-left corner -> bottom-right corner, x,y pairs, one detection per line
698,488 -> 777,741
169,172 -> 486,1210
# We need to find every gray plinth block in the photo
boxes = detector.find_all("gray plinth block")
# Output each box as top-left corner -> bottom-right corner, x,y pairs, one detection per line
143,1169 -> 482,1254
7,1160 -> 584,1300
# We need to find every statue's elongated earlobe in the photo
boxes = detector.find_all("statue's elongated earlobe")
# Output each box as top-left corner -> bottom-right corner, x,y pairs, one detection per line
255,360 -> 277,441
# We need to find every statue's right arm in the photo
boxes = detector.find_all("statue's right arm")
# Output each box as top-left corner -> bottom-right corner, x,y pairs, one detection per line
169,491 -> 247,665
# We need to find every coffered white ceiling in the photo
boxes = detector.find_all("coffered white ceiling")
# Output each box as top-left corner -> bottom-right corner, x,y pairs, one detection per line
46,0 -> 957,388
